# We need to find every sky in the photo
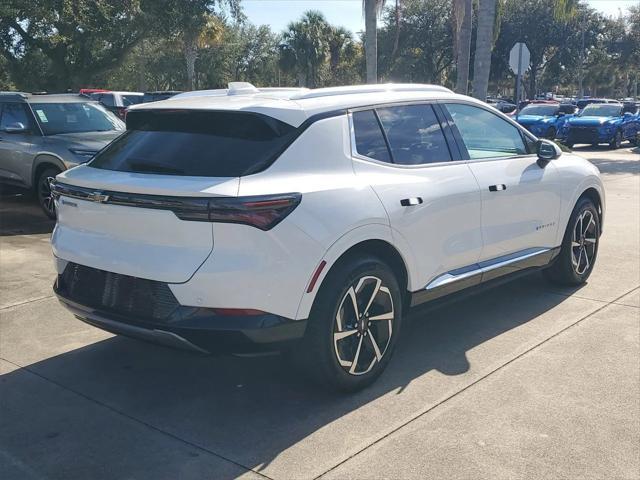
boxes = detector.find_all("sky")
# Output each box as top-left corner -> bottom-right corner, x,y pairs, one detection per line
242,0 -> 639,34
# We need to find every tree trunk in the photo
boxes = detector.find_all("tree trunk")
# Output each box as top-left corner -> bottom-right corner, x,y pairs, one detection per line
297,71 -> 307,88
390,0 -> 401,60
454,0 -> 472,95
184,35 -> 197,91
364,0 -> 378,84
472,0 -> 497,100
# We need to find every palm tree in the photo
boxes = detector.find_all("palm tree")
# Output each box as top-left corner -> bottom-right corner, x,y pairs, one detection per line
184,15 -> 224,90
363,0 -> 381,83
328,26 -> 354,78
453,0 -> 472,94
553,0 -> 579,20
363,1 -> 401,84
167,0 -> 241,91
280,11 -> 331,88
472,0 -> 497,100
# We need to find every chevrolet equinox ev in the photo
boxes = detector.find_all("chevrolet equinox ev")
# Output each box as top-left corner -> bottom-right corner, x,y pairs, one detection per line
50,83 -> 605,391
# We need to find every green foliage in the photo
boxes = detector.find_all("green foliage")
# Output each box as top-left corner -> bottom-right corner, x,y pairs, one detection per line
377,0 -> 454,84
279,11 -> 362,88
0,0 -> 148,90
491,0 -> 639,98
1,0 -> 637,99
0,56 -> 15,90
279,10 -> 331,88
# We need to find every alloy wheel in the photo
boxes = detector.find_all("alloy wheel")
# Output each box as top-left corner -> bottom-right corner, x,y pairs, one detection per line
571,210 -> 597,275
39,175 -> 56,217
333,276 -> 394,376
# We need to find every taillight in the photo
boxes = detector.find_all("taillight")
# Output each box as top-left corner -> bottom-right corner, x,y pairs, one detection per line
175,193 -> 302,230
51,180 -> 300,231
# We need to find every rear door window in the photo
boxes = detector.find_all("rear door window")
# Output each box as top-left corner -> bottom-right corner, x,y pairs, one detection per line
89,110 -> 297,177
376,104 -> 451,165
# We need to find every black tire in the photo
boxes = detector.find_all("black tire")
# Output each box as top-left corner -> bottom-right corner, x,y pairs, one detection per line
609,130 -> 622,150
544,197 -> 600,286
294,254 -> 403,392
546,127 -> 556,139
36,167 -> 59,219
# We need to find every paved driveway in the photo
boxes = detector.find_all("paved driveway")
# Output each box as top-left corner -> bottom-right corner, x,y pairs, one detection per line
1,146 -> 638,480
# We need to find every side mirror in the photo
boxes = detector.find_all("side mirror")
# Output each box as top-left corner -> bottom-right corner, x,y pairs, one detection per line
536,139 -> 561,166
3,122 -> 27,134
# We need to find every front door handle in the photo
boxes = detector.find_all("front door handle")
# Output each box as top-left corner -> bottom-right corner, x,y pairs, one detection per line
488,184 -> 507,192
400,197 -> 423,207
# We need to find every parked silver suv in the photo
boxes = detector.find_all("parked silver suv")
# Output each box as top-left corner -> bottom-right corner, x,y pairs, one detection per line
0,93 -> 124,218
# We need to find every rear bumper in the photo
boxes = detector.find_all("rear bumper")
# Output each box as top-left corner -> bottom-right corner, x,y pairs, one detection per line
54,278 -> 307,354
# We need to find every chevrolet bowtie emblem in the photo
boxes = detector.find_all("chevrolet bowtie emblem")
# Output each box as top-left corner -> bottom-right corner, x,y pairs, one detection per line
87,192 -> 110,203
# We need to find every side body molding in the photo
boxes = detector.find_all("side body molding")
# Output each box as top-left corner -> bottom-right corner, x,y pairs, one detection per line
411,247 -> 560,306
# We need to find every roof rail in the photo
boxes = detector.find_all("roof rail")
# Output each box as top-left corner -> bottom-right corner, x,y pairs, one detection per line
170,86 -> 310,100
291,83 -> 453,100
0,92 -> 29,100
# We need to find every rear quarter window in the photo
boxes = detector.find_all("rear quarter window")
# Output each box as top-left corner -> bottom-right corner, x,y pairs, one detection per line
89,110 -> 298,177
352,110 -> 392,163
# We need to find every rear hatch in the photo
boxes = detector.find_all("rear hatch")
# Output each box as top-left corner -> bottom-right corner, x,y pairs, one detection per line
51,109 -> 298,283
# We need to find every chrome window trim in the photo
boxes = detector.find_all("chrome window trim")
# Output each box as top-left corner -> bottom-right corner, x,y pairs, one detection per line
348,107 -> 537,170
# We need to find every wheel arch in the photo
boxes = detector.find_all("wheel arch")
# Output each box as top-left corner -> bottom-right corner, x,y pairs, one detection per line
578,186 -> 604,233
330,239 -> 409,295
295,225 -> 415,320
32,154 -> 65,190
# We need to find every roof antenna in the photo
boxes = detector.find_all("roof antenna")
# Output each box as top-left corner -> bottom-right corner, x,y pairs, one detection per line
228,82 -> 260,96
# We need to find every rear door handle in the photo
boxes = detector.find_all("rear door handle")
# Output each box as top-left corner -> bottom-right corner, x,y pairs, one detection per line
488,184 -> 507,192
400,197 -> 423,207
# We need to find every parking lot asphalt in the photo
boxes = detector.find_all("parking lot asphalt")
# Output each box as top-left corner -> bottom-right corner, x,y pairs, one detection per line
1,145 -> 638,480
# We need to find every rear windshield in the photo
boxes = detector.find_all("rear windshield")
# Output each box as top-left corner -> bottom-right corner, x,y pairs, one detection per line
89,110 -> 297,177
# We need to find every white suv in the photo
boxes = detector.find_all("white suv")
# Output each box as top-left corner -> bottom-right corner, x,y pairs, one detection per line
50,83 -> 604,391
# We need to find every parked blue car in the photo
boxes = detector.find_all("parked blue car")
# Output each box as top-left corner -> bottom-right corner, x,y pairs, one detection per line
514,103 -> 576,139
559,102 -> 640,149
